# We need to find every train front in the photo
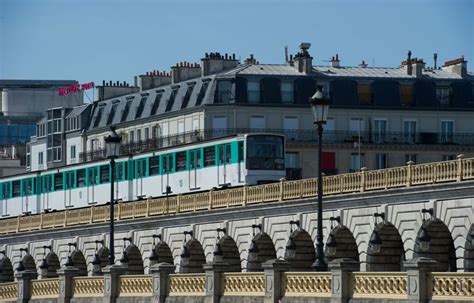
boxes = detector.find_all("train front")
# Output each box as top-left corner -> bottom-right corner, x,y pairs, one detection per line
244,134 -> 286,184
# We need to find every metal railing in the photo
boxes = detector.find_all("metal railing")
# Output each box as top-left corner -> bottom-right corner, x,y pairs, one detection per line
79,128 -> 474,162
1,156 -> 473,235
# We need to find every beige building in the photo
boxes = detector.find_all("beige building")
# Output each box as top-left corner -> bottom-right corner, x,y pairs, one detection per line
27,44 -> 474,179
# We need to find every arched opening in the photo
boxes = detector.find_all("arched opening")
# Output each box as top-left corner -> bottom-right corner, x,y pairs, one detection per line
121,244 -> 144,275
247,232 -> 277,272
464,224 -> 474,272
0,256 -> 14,282
43,252 -> 60,278
180,238 -> 206,274
414,219 -> 457,272
153,242 -> 173,264
216,235 -> 241,272
366,222 -> 405,271
325,225 -> 359,264
70,250 -> 87,276
284,229 -> 316,271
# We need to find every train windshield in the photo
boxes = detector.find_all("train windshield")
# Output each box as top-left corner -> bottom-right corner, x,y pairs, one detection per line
246,135 -> 285,170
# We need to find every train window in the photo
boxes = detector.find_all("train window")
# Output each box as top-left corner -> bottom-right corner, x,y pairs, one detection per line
149,156 -> 160,176
218,144 -> 231,164
162,155 -> 172,173
2,182 -> 11,199
176,152 -> 186,171
204,147 -> 215,167
135,159 -> 147,178
65,171 -> 75,189
22,179 -> 33,195
116,162 -> 127,181
246,135 -> 285,170
88,168 -> 98,185
43,175 -> 53,193
100,165 -> 110,183
77,169 -> 86,187
190,149 -> 201,169
12,180 -> 21,197
54,173 -> 63,191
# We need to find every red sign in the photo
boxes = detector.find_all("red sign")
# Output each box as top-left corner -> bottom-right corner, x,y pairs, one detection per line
58,82 -> 94,96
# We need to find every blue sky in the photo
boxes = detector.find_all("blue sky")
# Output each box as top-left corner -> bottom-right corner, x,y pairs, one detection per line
1,0 -> 472,90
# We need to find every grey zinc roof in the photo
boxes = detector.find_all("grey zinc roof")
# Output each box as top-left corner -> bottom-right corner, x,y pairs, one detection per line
65,104 -> 90,118
237,64 -> 304,76
313,65 -> 467,79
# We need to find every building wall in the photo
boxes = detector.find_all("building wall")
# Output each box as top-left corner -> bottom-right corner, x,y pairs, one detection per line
66,136 -> 82,165
30,139 -> 47,171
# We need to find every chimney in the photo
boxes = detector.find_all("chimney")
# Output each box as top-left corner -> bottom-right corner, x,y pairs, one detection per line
359,60 -> 368,68
330,54 -> 341,68
244,54 -> 257,65
441,56 -> 467,77
96,81 -> 140,101
406,50 -> 413,75
292,42 -> 313,74
201,52 -> 239,76
412,59 -> 424,77
171,61 -> 201,84
136,70 -> 172,91
433,53 -> 438,69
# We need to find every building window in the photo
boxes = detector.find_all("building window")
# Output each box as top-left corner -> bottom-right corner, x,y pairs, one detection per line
436,87 -> 452,105
182,84 -> 195,108
38,152 -> 44,165
285,152 -> 299,168
400,84 -> 414,106
93,106 -> 105,128
70,145 -> 76,159
166,88 -> 179,112
217,81 -> 232,103
129,131 -> 135,143
137,129 -> 142,142
121,100 -> 132,122
283,116 -> 298,140
145,128 -> 149,140
247,81 -> 260,103
150,93 -> 162,115
440,120 -> 454,143
374,119 -> 387,144
403,120 -> 416,144
375,154 -> 388,169
350,153 -> 364,172
405,154 -> 417,164
196,82 -> 209,106
107,103 -> 119,125
357,83 -> 372,105
281,81 -> 293,103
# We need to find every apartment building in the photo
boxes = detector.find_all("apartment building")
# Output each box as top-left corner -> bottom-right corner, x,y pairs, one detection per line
27,44 -> 474,179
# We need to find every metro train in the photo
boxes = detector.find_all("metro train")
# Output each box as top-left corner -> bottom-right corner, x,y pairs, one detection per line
0,133 -> 285,217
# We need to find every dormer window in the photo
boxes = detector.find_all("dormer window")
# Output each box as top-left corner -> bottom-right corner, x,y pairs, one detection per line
247,80 -> 260,103
150,93 -> 163,115
281,81 -> 293,103
166,87 -> 179,112
181,84 -> 195,108
107,102 -> 119,125
93,105 -> 105,127
436,86 -> 452,105
135,97 -> 147,119
121,100 -> 132,122
196,81 -> 209,106
216,81 -> 232,103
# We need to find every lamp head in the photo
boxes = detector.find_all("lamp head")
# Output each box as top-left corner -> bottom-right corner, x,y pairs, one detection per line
369,230 -> 382,254
309,88 -> 329,124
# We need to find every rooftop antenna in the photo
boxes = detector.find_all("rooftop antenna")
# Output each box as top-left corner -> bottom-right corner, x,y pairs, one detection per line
284,45 -> 289,63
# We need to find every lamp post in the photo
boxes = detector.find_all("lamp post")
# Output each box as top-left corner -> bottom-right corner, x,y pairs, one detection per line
104,127 -> 122,265
309,88 -> 329,271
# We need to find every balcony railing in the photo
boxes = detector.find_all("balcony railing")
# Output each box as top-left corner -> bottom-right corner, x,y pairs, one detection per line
79,128 -> 474,162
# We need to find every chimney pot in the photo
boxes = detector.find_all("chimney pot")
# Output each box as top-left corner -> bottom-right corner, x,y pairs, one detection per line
102,80 -> 105,86
336,53 -> 339,61
232,53 -> 235,60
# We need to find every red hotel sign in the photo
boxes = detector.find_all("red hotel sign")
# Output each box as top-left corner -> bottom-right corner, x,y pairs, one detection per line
58,82 -> 94,96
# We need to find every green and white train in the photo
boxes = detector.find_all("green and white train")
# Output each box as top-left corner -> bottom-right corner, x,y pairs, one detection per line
0,133 -> 285,217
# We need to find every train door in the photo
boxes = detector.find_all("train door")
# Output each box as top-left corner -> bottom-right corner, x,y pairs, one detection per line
42,175 -> 52,210
238,141 -> 245,183
65,171 -> 74,208
162,154 -> 172,194
87,168 -> 97,204
218,144 -> 231,185
189,149 -> 201,189
134,159 -> 146,198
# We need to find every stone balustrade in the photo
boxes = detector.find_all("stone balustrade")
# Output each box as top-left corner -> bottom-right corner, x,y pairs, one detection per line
1,157 -> 473,235
1,259 -> 473,303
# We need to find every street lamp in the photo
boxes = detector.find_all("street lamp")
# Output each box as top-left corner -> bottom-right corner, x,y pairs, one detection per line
309,88 -> 329,271
104,126 -> 122,265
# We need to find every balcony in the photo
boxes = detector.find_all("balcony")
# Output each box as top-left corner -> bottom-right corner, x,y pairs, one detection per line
79,129 -> 474,163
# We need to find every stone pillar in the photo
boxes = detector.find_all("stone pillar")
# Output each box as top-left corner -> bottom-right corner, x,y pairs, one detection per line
102,265 -> 126,303
203,261 -> 228,303
15,270 -> 37,303
262,259 -> 289,303
57,266 -> 79,303
328,258 -> 360,303
404,258 -> 439,303
150,262 -> 175,303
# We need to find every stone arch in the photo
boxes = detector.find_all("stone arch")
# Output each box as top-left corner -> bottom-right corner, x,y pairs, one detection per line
217,235 -> 241,272
464,224 -> 474,272
122,244 -> 144,275
247,232 -> 277,272
180,238 -> 206,274
20,254 -> 37,273
0,256 -> 14,282
366,222 -> 405,271
414,219 -> 457,272
43,252 -> 60,278
325,225 -> 359,263
284,229 -> 316,271
153,242 -> 173,264
70,250 -> 87,276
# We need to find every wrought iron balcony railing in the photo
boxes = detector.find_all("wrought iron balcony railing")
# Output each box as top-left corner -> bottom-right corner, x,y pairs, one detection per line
79,128 -> 474,163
